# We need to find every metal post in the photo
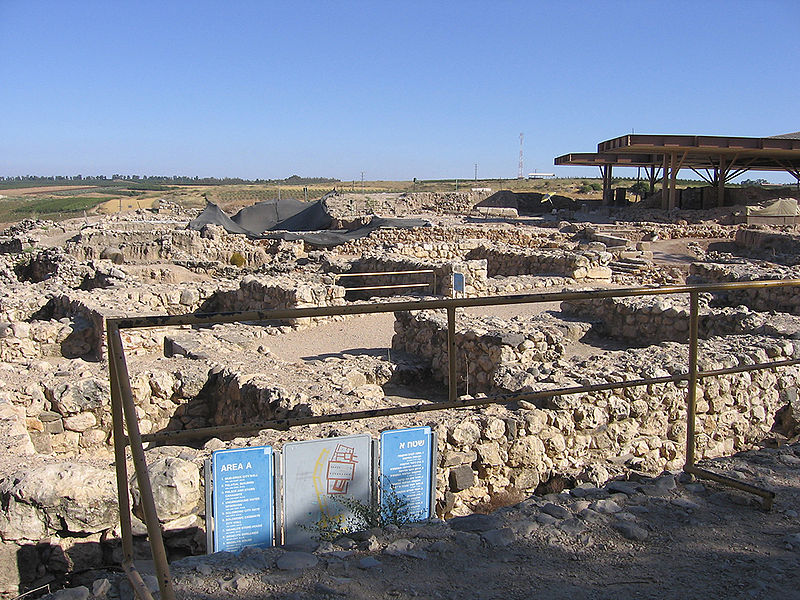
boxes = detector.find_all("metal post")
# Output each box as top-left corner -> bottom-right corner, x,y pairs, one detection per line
108,325 -> 176,600
685,291 -> 700,468
668,153 -> 678,210
108,339 -> 134,564
717,155 -> 726,208
447,306 -> 457,402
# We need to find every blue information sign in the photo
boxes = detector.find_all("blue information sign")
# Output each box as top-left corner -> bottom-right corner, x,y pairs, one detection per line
380,427 -> 434,521
453,272 -> 465,294
212,446 -> 274,552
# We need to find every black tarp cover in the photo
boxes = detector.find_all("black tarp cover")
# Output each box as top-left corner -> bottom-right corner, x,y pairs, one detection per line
188,203 -> 252,235
187,199 -> 429,247
230,198 -> 309,234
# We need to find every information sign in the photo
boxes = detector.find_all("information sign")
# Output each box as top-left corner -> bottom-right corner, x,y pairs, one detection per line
211,446 -> 275,552
282,434 -> 373,545
453,272 -> 465,294
380,426 -> 434,521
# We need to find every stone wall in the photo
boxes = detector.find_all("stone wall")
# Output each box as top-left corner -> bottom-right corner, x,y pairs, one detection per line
465,245 -> 612,282
433,335 -> 800,515
205,275 -> 346,327
65,225 -> 301,269
340,254 -> 488,297
2,333 -> 797,594
334,225 -> 570,257
735,227 -> 800,254
689,262 -> 800,314
392,310 -> 590,394
561,293 -> 800,345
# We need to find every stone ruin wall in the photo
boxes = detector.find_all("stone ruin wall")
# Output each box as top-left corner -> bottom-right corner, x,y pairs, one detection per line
334,224 -> 569,257
342,254 -> 488,297
3,309 -> 800,593
559,293 -> 796,345
66,226 -> 305,269
689,262 -> 800,314
206,275 -> 346,327
392,310 -> 588,394
735,226 -> 800,258
464,245 -> 612,282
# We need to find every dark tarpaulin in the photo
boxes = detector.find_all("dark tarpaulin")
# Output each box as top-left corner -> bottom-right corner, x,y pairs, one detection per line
265,217 -> 430,248
188,203 -> 252,235
230,198 -> 309,234
187,200 -> 429,247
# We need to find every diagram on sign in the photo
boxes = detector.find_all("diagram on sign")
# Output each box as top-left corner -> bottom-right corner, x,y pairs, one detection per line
282,434 -> 372,545
312,443 -> 359,520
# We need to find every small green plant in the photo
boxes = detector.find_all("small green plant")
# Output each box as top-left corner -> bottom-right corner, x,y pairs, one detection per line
229,251 -> 246,267
577,181 -> 602,193
302,481 -> 423,541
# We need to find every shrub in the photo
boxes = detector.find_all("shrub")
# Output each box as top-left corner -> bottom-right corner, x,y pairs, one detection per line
303,481 -> 422,541
229,251 -> 246,267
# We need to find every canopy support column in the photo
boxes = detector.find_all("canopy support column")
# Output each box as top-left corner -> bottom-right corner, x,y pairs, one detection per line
600,164 -> 613,206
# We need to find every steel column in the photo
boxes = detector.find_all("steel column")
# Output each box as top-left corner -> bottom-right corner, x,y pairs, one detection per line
447,306 -> 457,402
108,325 -> 175,600
685,291 -> 699,468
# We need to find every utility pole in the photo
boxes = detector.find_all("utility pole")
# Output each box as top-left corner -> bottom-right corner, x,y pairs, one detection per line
361,171 -> 364,192
474,163 -> 478,182
518,132 -> 524,179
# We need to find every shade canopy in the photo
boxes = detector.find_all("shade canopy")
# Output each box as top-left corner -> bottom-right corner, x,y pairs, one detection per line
554,132 -> 800,209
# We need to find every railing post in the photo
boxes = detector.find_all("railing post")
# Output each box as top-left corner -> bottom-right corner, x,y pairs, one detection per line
447,306 -> 457,402
685,291 -> 700,469
108,327 -> 134,565
108,324 -> 176,600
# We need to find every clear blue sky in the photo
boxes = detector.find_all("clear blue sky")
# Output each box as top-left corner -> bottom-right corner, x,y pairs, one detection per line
2,0 -> 799,182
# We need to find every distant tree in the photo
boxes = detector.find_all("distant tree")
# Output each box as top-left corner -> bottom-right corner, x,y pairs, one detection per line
629,181 -> 649,199
740,178 -> 769,186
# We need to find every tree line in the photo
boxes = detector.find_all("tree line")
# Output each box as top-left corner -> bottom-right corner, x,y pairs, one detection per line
0,174 -> 340,188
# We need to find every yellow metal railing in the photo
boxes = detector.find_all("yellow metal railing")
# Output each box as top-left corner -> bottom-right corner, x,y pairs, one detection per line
107,279 -> 800,600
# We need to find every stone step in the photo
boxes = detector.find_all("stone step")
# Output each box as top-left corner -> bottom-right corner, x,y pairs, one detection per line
609,261 -> 643,274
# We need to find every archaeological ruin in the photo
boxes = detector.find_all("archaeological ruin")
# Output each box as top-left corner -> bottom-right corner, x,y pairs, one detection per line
0,187 -> 800,598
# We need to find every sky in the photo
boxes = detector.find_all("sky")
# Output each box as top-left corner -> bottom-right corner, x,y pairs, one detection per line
2,0 -> 799,182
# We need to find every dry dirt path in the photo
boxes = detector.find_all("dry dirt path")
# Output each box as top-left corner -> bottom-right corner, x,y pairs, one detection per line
265,299 -> 565,364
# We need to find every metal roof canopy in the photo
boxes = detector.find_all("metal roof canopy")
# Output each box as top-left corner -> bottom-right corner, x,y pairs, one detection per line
555,133 -> 800,209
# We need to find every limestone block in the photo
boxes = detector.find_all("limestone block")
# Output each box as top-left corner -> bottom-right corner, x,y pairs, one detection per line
0,399 -> 35,456
507,436 -> 546,469
449,421 -> 480,447
50,379 -> 107,416
63,411 -> 97,432
131,456 -> 201,522
0,462 -> 118,535
475,442 -> 503,467
482,416 -> 506,441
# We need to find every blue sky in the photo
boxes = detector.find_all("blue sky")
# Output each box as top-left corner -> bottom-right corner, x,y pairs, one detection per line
2,1 -> 799,182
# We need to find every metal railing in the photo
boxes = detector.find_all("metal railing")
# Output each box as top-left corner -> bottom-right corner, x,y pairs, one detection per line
106,279 -> 800,600
332,269 -> 436,294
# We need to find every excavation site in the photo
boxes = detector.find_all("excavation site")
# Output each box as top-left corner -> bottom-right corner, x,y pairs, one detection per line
1,181 -> 800,600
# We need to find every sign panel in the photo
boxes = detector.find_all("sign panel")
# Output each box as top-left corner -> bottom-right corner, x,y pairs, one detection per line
453,272 -> 465,294
211,446 -> 275,552
282,434 -> 373,545
380,426 -> 434,521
